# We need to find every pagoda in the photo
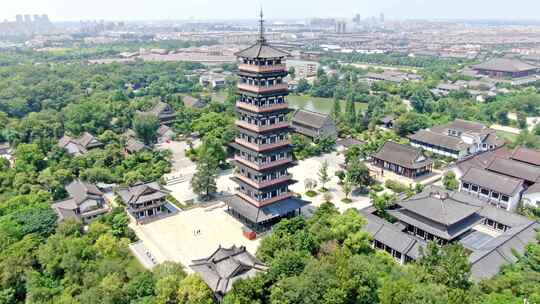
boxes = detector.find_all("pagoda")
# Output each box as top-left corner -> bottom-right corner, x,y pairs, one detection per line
226,11 -> 310,233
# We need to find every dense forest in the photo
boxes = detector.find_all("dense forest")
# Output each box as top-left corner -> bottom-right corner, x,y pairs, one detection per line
0,48 -> 236,303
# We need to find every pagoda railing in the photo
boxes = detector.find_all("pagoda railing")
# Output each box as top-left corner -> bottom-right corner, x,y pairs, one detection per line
237,83 -> 288,94
236,102 -> 289,113
237,191 -> 294,207
234,155 -> 293,171
234,138 -> 291,152
236,120 -> 289,133
234,173 -> 293,189
239,64 -> 286,73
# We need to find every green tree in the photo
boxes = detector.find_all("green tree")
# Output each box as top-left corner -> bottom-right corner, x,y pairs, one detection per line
177,275 -> 214,304
330,97 -> 342,123
395,112 -> 430,136
133,114 -> 159,145
344,95 -> 357,126
443,171 -> 459,191
346,158 -> 372,188
318,160 -> 330,191
296,79 -> 311,93
419,242 -> 472,290
341,173 -> 354,201
288,67 -> 296,80
191,151 -> 219,201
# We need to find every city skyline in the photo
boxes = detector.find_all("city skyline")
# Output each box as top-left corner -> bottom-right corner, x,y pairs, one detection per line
1,0 -> 539,22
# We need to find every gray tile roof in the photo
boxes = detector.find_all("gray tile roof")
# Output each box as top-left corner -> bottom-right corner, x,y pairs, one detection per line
65,180 -> 104,205
51,180 -> 107,222
389,208 -> 482,241
235,42 -> 290,59
461,167 -> 523,196
487,157 -> 540,183
469,221 -> 540,280
430,119 -> 488,135
408,129 -> 469,152
58,132 -> 103,155
372,141 -> 433,169
510,147 -> 540,167
224,195 -> 310,224
291,109 -> 330,129
117,182 -> 168,206
360,211 -> 425,259
478,205 -> 534,228
454,147 -> 512,174
398,191 -> 482,226
125,137 -> 148,153
472,58 -> 538,73
190,245 -> 266,295
361,185 -> 540,280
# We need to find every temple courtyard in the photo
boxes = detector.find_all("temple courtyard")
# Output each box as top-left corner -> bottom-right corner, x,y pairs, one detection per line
130,203 -> 261,272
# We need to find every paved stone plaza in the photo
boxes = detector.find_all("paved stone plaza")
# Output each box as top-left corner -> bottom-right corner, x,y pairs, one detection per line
130,204 -> 261,272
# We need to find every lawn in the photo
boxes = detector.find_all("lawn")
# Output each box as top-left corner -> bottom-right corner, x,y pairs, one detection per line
496,130 -> 518,144
287,94 -> 368,114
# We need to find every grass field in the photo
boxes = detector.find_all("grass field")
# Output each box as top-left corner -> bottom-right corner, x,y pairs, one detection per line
496,130 -> 519,144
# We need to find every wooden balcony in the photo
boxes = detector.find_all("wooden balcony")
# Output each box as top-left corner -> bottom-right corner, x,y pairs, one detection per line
234,173 -> 293,189
234,155 -> 293,171
239,64 -> 286,73
236,120 -> 289,133
237,83 -> 288,94
236,102 -> 289,113
234,138 -> 291,152
237,191 -> 294,208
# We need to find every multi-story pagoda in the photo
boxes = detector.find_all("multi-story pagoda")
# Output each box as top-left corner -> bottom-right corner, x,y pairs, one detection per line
226,12 -> 310,233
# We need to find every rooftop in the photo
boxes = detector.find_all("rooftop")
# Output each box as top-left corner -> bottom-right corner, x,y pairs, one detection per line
117,182 -> 168,206
291,109 -> 330,129
472,58 -> 538,73
510,147 -> 540,167
225,195 -> 310,224
190,245 -> 266,295
398,190 -> 482,227
372,141 -> 433,169
487,157 -> 540,183
461,167 -> 523,196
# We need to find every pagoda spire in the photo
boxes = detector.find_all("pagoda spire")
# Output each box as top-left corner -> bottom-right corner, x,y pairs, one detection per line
257,8 -> 266,44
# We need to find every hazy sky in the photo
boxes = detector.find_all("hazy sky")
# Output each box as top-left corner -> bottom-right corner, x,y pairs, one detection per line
1,0 -> 538,22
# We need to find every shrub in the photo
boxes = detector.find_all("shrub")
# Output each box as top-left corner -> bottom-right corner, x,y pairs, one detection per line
384,179 -> 409,193
305,190 -> 318,197
371,184 -> 384,192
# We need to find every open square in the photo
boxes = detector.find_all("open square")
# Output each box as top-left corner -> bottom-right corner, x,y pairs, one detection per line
130,204 -> 261,272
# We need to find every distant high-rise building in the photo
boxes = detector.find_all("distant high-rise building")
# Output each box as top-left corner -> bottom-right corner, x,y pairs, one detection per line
15,15 -> 23,24
380,13 -> 385,23
353,14 -> 361,25
24,15 -> 31,23
335,21 -> 347,34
